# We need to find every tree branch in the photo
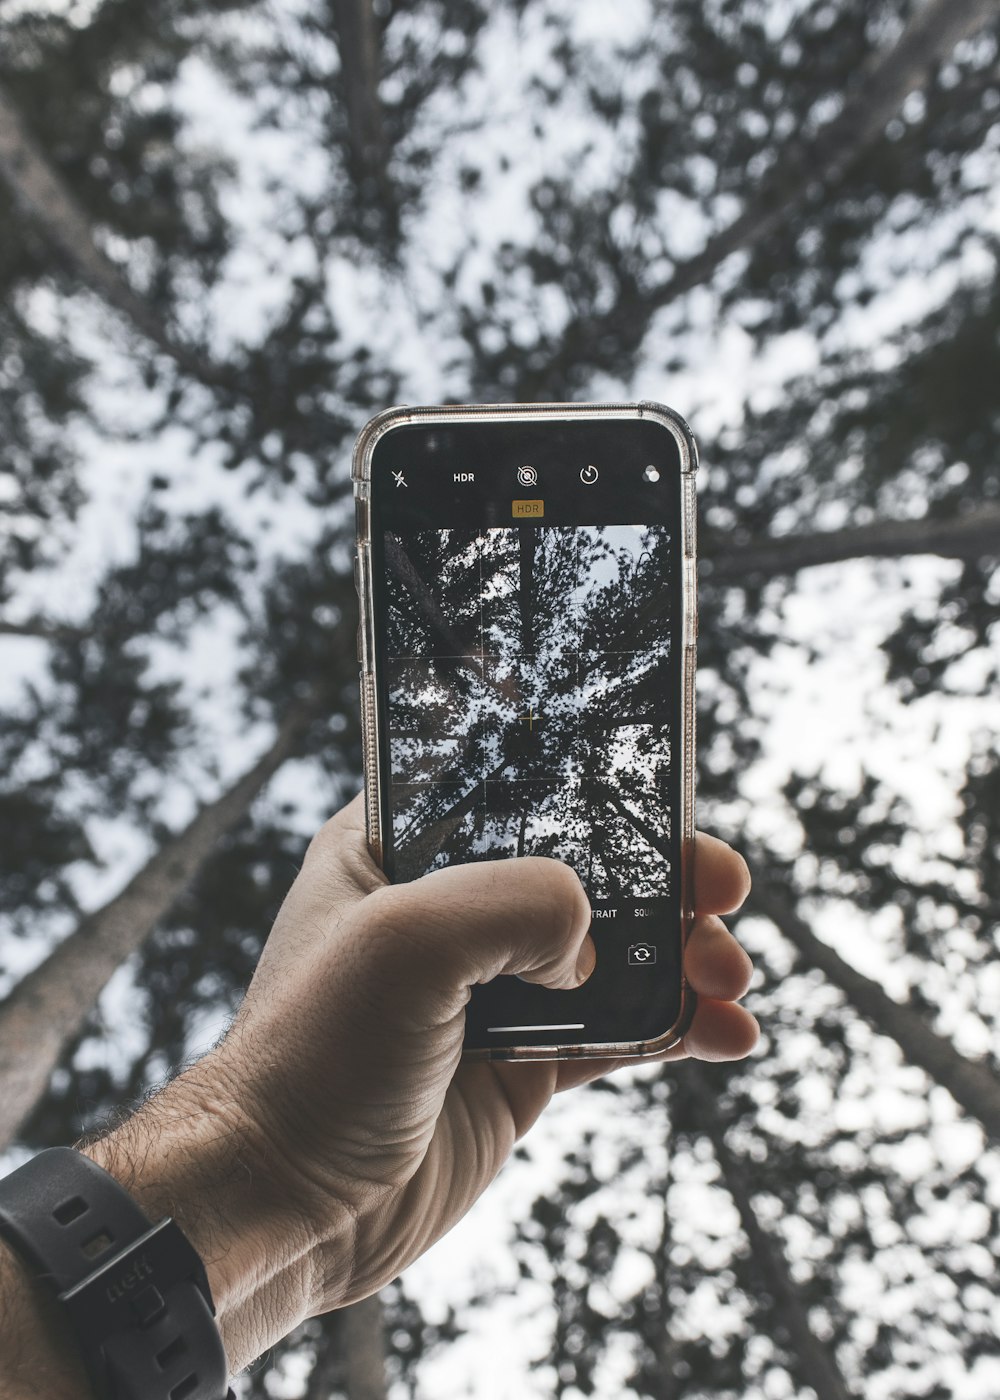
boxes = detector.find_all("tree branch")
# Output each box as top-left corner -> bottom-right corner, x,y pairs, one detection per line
524,0 -> 998,394
652,0 -> 999,308
0,698 -> 319,1151
750,878 -> 1000,1141
704,505 -> 1000,580
0,82 -> 241,395
0,618 -> 88,643
588,778 -> 670,863
682,1066 -> 856,1400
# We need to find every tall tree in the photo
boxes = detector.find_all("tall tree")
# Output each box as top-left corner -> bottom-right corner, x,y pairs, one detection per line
330,0 -> 388,190
679,1067 -> 855,1400
748,875 -> 1000,1140
0,696 -> 318,1151
2,0 -> 999,1395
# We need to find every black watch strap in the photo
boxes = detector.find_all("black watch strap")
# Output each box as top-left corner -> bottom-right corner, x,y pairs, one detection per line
0,1147 -> 234,1400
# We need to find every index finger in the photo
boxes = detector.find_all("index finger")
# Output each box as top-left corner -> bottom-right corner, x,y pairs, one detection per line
694,832 -> 751,915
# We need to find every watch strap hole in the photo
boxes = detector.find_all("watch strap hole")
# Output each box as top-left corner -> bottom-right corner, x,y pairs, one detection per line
171,1372 -> 200,1400
81,1228 -> 115,1260
157,1334 -> 188,1370
1,1149 -> 233,1398
53,1195 -> 88,1226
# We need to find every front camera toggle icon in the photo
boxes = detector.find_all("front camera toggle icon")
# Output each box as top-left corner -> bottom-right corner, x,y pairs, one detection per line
627,942 -> 657,966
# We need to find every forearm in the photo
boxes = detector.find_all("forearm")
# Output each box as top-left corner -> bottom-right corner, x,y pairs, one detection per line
0,1054 -> 344,1392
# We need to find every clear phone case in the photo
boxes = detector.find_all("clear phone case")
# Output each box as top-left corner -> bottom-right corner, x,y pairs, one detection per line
353,401 -> 698,1061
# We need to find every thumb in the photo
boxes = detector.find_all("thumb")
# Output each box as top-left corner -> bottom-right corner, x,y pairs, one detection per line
354,856 -> 595,1027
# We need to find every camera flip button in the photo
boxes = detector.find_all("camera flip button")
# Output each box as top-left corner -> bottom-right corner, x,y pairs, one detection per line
627,942 -> 657,966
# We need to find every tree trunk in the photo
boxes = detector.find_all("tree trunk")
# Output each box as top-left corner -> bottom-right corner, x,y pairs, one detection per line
683,1067 -> 856,1400
751,879 -> 1000,1141
330,0 -> 388,185
0,700 -> 315,1151
706,505 -> 1000,580
399,757 -> 507,876
646,1121 -> 685,1399
517,525 -> 536,655
338,1295 -> 389,1400
589,778 -> 671,863
384,534 -> 479,659
302,1297 -> 389,1400
0,83 -> 240,394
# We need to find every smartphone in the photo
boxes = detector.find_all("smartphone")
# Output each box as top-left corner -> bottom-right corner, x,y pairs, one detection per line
353,402 -> 697,1061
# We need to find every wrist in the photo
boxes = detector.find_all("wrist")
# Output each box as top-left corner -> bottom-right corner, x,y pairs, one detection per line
80,1053 -> 335,1374
0,1051 -> 354,1388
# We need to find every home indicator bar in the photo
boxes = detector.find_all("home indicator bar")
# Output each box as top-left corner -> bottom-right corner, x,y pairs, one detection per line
487,1023 -> 586,1033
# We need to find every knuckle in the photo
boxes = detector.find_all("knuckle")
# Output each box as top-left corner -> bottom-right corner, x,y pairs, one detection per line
355,883 -> 409,944
520,857 -> 590,960
526,855 -> 588,913
356,885 -> 445,973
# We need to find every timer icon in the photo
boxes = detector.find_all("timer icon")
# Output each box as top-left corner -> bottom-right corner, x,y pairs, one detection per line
580,464 -> 599,485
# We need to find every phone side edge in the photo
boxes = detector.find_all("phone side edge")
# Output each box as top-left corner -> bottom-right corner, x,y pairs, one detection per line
354,406 -> 416,869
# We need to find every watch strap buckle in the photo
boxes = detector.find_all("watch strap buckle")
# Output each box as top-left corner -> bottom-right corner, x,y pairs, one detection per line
58,1216 -> 213,1337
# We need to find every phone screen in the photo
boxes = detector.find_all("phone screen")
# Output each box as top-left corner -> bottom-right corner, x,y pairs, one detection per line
366,415 -> 690,1052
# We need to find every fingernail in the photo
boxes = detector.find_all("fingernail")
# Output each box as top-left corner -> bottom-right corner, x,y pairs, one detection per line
575,937 -> 597,984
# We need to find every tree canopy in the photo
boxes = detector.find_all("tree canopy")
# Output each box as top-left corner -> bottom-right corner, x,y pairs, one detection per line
1,1 -> 998,1396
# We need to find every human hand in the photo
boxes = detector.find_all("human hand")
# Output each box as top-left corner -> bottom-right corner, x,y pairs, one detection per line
194,793 -> 757,1367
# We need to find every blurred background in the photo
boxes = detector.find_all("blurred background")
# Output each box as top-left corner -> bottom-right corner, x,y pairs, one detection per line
1,0 -> 998,1395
